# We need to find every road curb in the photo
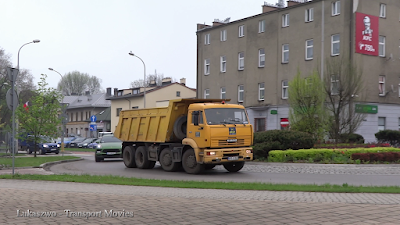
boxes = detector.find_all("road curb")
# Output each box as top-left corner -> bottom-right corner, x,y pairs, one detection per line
40,158 -> 84,171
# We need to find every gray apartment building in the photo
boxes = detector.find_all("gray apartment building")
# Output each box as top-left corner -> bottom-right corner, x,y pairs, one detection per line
196,0 -> 400,142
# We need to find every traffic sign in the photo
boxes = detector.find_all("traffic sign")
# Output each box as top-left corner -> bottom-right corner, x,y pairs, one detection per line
90,115 -> 97,122
7,67 -> 19,82
280,118 -> 289,128
6,89 -> 19,111
90,124 -> 97,131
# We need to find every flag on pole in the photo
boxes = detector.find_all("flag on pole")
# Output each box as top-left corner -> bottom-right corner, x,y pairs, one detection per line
23,101 -> 29,112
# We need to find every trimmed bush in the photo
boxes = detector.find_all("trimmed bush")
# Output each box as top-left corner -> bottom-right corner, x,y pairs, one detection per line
351,152 -> 400,163
375,130 -> 400,146
339,133 -> 364,144
268,147 -> 400,162
253,130 -> 315,159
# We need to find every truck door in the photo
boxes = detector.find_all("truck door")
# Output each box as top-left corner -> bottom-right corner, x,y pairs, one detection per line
187,110 -> 207,148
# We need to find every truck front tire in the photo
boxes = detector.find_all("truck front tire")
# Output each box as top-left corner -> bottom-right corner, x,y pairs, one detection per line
223,161 -> 245,172
160,148 -> 181,172
123,146 -> 137,168
135,146 -> 153,169
182,149 -> 204,174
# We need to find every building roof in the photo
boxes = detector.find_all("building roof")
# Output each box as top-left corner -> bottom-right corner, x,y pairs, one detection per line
84,107 -> 111,122
106,82 -> 196,100
63,93 -> 111,109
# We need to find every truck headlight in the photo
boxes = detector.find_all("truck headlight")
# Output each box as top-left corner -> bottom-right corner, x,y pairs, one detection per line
97,145 -> 101,149
246,150 -> 252,154
57,144 -> 60,148
206,151 -> 216,156
43,144 -> 48,148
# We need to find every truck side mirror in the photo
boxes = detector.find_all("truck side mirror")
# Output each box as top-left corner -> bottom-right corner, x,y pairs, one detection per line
193,111 -> 199,126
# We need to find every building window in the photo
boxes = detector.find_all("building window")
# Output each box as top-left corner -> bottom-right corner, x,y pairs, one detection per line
204,59 -> 210,75
80,112 -> 83,121
332,1 -> 340,16
238,85 -> 244,103
238,25 -> 244,37
204,89 -> 209,99
75,112 -> 78,122
220,56 -> 226,72
379,36 -> 385,57
305,8 -> 314,22
238,52 -> 244,70
71,113 -> 73,122
204,33 -> 210,45
380,4 -> 386,18
220,30 -> 227,41
258,83 -> 265,101
176,91 -> 180,97
282,80 -> 289,99
305,39 -> 313,60
220,87 -> 226,99
116,108 -> 122,117
282,44 -> 289,63
331,75 -> 339,95
258,20 -> 265,33
379,75 -> 386,96
282,14 -> 289,27
259,49 -> 265,67
255,118 -> 266,132
331,34 -> 340,56
378,117 -> 386,131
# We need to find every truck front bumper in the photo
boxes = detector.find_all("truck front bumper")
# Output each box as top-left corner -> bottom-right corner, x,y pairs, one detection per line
201,147 -> 253,164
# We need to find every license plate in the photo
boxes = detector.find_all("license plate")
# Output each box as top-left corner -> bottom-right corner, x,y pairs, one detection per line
51,149 -> 56,150
107,152 -> 116,155
228,156 -> 239,161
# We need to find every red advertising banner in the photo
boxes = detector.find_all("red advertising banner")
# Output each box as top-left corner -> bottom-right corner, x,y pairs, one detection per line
355,12 -> 379,56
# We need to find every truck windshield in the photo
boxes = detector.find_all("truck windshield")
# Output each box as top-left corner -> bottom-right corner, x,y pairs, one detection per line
204,108 -> 249,125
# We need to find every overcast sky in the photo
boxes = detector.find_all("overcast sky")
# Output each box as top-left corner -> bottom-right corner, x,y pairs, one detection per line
1,0 -> 278,91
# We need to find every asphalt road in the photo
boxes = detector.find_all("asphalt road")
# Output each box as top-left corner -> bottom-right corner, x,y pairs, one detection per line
48,152 -> 400,186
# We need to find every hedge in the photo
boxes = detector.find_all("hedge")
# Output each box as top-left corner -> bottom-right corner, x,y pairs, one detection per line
352,152 -> 400,162
268,147 -> 400,162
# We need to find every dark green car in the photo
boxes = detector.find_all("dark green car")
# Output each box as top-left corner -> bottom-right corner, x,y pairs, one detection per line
94,135 -> 122,162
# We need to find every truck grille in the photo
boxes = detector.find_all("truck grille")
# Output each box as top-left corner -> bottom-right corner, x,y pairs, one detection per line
218,139 -> 245,146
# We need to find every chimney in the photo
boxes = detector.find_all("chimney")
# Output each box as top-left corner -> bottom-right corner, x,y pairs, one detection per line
149,80 -> 157,87
161,77 -> 172,86
287,0 -> 301,7
262,4 -> 277,13
213,21 -> 223,27
180,78 -> 186,86
106,87 -> 111,96
113,88 -> 118,96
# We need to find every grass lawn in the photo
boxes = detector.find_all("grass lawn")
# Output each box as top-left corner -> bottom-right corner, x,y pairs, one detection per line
64,148 -> 95,152
0,153 -> 25,157
0,156 -> 79,168
0,173 -> 399,193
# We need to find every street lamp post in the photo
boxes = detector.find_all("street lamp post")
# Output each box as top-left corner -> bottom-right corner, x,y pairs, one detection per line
11,39 -> 40,175
128,52 -> 146,108
48,68 -> 66,157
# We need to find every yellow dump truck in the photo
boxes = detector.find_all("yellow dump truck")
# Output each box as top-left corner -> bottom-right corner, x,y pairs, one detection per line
114,98 -> 253,174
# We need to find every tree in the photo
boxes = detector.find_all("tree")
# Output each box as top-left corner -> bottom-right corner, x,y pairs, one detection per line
288,70 -> 328,140
16,74 -> 62,157
321,56 -> 366,142
57,71 -> 102,96
130,71 -> 176,88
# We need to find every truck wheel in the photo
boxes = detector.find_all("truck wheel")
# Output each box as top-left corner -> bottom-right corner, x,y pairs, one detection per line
204,165 -> 216,170
223,162 -> 245,172
135,146 -> 152,169
160,148 -> 180,172
123,146 -> 136,168
173,116 -> 187,140
182,149 -> 204,174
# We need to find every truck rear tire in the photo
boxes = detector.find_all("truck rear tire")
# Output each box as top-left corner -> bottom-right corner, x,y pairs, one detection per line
135,146 -> 152,169
160,148 -> 181,172
182,149 -> 204,174
223,161 -> 245,172
173,116 -> 187,140
123,146 -> 137,168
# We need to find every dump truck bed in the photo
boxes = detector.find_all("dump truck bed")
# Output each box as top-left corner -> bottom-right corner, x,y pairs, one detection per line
114,98 -> 228,143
